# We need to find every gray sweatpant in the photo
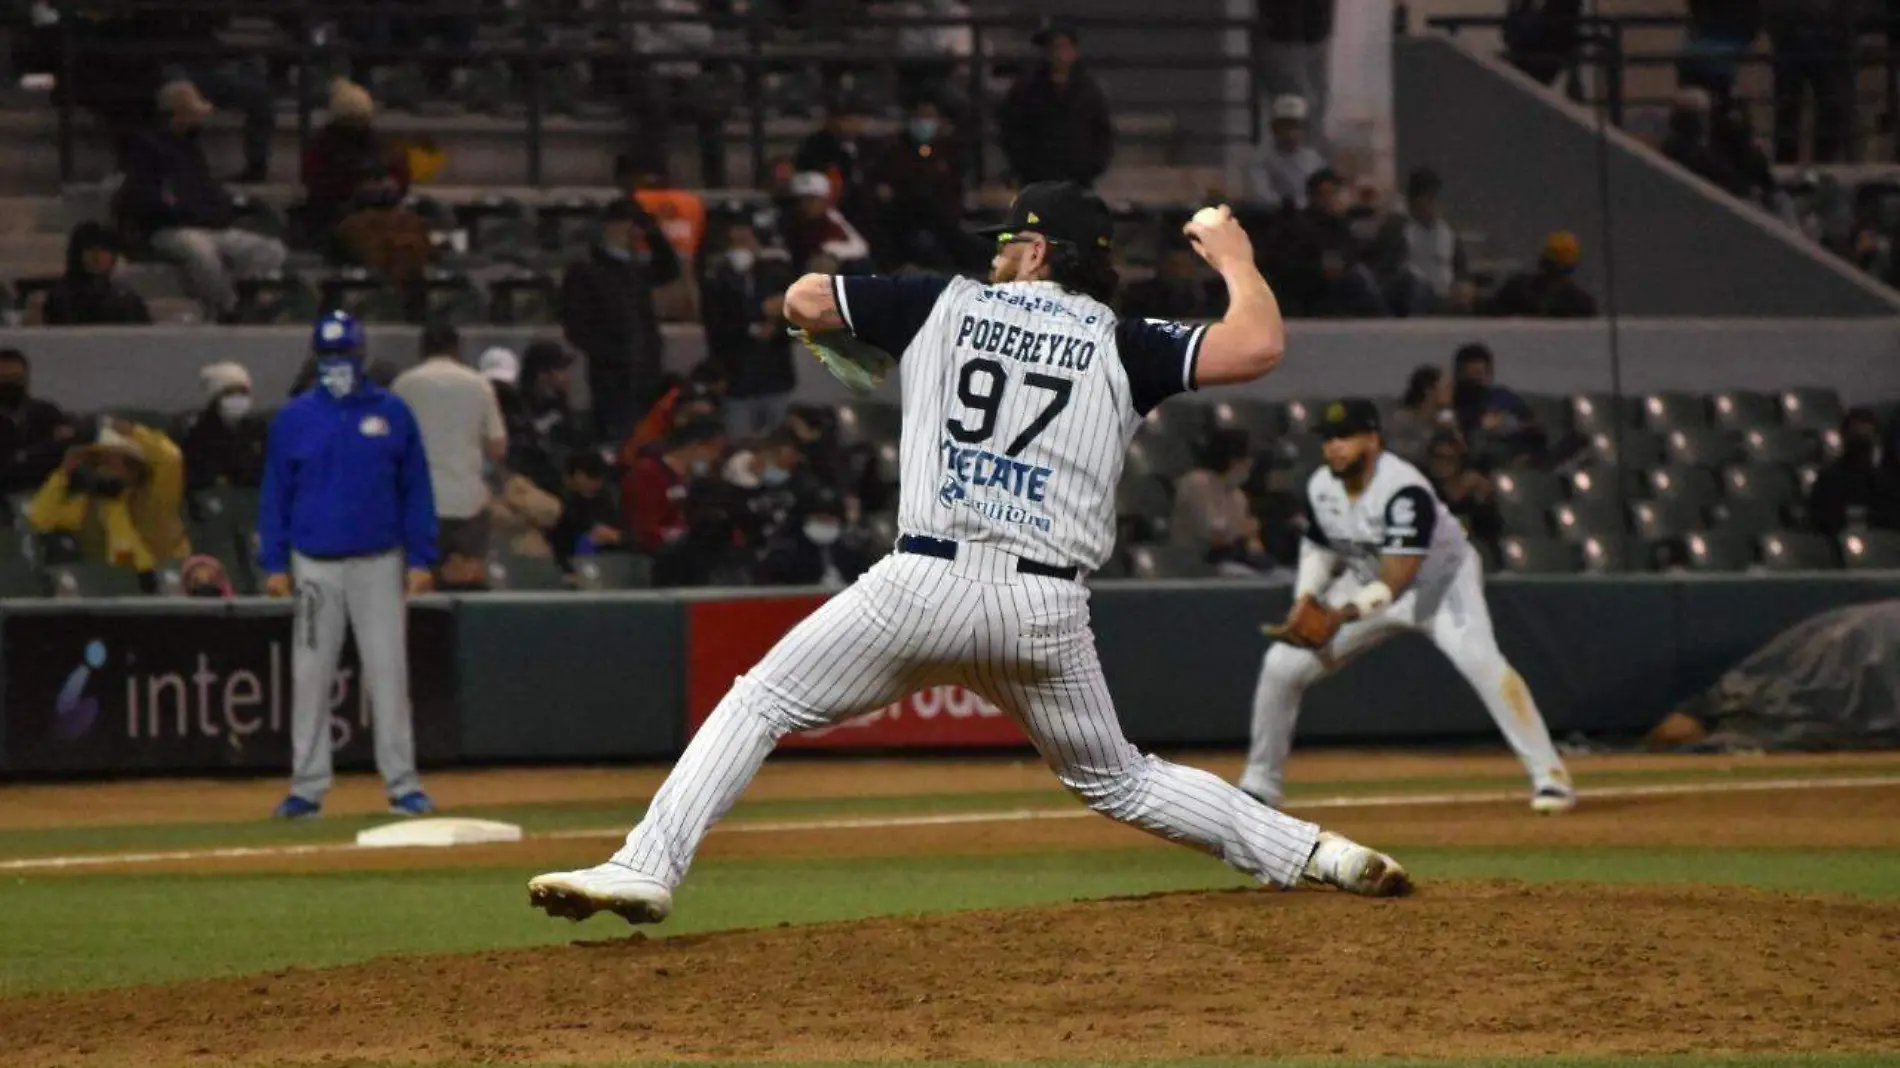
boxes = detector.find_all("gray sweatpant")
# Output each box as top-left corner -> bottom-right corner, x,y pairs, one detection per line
288,550 -> 422,802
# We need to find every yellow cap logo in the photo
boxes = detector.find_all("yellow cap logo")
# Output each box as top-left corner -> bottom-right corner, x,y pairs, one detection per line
1026,212 -> 1040,224
1326,402 -> 1346,423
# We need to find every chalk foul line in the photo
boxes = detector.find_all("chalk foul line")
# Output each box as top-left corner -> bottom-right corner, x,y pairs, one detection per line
3,773 -> 1896,873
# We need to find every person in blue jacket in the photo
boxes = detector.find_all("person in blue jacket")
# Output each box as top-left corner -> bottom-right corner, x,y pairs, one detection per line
259,311 -> 439,819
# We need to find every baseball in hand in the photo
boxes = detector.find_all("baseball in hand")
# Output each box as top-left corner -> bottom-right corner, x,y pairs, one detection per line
1192,206 -> 1226,228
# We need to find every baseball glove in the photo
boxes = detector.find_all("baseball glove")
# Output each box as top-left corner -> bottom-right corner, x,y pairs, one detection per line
790,327 -> 896,395
1263,595 -> 1344,649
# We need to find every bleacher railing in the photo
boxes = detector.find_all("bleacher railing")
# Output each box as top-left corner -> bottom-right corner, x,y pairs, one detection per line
48,0 -> 1271,188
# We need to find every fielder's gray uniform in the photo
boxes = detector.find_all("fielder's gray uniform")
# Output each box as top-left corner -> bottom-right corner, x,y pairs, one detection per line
289,550 -> 422,800
1241,452 -> 1570,805
614,275 -> 1323,889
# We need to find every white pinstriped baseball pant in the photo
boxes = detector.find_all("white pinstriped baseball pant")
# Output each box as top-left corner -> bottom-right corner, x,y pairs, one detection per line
614,542 -> 1322,888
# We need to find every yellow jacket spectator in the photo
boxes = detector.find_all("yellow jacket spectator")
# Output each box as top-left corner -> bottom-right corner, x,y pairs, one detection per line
28,419 -> 189,572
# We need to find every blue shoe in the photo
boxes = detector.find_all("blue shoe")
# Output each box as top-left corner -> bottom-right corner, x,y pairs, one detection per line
388,790 -> 435,816
272,795 -> 322,820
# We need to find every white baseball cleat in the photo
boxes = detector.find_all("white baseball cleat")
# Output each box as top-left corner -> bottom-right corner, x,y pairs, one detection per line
528,862 -> 673,925
1531,785 -> 1578,815
1302,830 -> 1413,897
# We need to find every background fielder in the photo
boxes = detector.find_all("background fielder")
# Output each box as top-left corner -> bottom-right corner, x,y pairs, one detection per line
528,183 -> 1412,924
1242,398 -> 1575,814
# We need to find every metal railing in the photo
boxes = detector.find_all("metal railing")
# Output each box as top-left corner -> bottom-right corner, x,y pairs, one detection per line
46,1 -> 1270,188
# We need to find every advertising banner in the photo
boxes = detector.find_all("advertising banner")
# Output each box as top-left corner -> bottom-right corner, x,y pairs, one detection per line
2,607 -> 457,773
684,596 -> 1023,749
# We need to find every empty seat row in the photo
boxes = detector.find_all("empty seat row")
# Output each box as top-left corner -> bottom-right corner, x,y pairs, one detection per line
1496,529 -> 1900,575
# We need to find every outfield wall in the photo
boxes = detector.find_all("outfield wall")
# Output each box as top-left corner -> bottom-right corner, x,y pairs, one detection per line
2,575 -> 1896,773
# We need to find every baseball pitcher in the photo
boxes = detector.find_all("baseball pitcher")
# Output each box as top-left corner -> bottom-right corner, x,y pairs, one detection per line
529,182 -> 1412,926
1244,398 -> 1575,813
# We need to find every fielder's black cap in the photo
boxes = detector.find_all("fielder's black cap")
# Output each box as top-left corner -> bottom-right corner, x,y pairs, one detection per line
973,181 -> 1114,251
1318,398 -> 1381,438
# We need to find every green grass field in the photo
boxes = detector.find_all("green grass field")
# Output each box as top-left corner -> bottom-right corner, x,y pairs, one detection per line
5,759 -> 1898,1067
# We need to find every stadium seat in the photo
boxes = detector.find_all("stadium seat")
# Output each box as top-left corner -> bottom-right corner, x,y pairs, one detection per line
1722,462 -> 1800,510
1640,392 -> 1708,430
487,552 -> 568,591
835,402 -> 901,445
461,60 -> 523,116
1142,400 -> 1211,444
1495,469 -> 1563,512
1741,427 -> 1815,465
489,273 -> 560,326
1587,429 -> 1665,468
1841,530 -> 1900,570
1630,498 -> 1701,543
1523,394 -> 1572,439
1124,435 -> 1194,480
1710,390 -> 1780,431
1496,498 -> 1553,537
1682,530 -> 1755,573
1093,546 -> 1132,580
1664,426 -> 1740,468
1647,465 -> 1721,514
1126,544 -> 1214,579
234,275 -> 321,325
1779,387 -> 1844,431
1551,499 -> 1624,543
45,563 -> 144,598
570,553 -> 653,590
1580,533 -> 1651,574
1758,531 -> 1838,571
0,558 -> 43,597
1282,399 -> 1329,436
1570,393 -> 1638,436
420,271 -> 490,326
369,62 -> 430,113
1709,497 -> 1783,537
1210,398 -> 1287,440
1567,466 -> 1642,507
1816,426 -> 1844,462
1498,535 -> 1580,574
536,197 -> 607,252
871,441 -> 900,486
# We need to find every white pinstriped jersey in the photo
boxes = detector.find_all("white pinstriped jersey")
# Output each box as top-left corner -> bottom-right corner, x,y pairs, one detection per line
833,275 -> 1206,570
1303,452 -> 1469,593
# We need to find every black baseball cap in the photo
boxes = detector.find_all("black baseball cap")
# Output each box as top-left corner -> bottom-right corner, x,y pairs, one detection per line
974,181 -> 1114,252
1318,398 -> 1381,439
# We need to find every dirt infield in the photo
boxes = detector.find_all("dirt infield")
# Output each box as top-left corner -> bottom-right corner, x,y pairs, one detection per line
7,880 -> 1897,1066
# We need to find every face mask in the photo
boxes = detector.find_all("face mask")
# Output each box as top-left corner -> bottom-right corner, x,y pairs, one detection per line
909,117 -> 940,144
761,464 -> 790,487
726,248 -> 756,273
690,457 -> 711,477
804,520 -> 842,546
317,359 -> 359,399
601,243 -> 633,262
218,393 -> 253,422
0,382 -> 23,408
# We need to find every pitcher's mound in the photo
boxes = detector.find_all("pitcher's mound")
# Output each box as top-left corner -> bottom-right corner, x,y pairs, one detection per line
6,881 -> 1897,1066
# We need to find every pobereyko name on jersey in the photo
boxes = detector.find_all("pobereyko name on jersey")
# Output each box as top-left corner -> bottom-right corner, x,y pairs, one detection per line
936,301 -> 1099,532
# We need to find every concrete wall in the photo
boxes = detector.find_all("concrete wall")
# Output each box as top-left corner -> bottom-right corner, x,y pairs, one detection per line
1393,35 -> 1900,318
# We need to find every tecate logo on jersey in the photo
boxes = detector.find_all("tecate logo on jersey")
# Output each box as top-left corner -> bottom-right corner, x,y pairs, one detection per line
939,441 -> 1056,532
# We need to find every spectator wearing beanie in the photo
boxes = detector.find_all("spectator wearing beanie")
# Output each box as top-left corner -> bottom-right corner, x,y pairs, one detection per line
179,360 -> 267,489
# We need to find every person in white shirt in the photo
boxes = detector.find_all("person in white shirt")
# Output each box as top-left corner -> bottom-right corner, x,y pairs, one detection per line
1246,95 -> 1329,211
391,321 -> 507,590
1374,167 -> 1472,316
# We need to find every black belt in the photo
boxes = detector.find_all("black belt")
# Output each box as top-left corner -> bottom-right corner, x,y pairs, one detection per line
896,534 -> 1079,581
298,547 -> 399,563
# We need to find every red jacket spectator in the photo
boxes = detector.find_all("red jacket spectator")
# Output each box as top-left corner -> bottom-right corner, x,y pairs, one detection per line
620,419 -> 726,554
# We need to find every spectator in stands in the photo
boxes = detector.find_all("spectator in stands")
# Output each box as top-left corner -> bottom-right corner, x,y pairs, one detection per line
891,0 -> 975,106
1246,95 -> 1329,211
999,20 -> 1115,188
509,341 -> 585,494
0,349 -> 73,496
784,171 -> 875,273
303,80 -> 429,285
121,81 -> 287,321
549,451 -> 624,574
723,429 -> 814,551
1503,0 -> 1584,92
1385,364 -> 1455,467
1809,408 -> 1900,535
623,417 -> 727,586
1425,430 -> 1503,544
626,0 -> 720,186
621,154 -> 708,263
393,322 -> 508,591
28,417 -> 188,574
704,222 -> 798,438
1374,168 -> 1472,317
561,198 -> 681,441
1171,428 -> 1271,575
478,346 -> 527,440
1121,244 -> 1226,320
1277,169 -> 1386,318
179,361 -> 266,490
1451,342 -> 1545,470
796,94 -> 876,230
42,222 -> 150,326
179,554 -> 235,599
1711,99 -> 1778,206
1663,88 -> 1746,195
1679,0 -> 1762,109
870,97 -> 970,270
1257,2 -> 1334,143
1486,230 -> 1599,318
1764,0 -> 1856,163
755,486 -> 871,587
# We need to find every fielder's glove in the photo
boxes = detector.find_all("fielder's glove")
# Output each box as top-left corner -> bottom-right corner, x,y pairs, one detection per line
1262,595 -> 1344,650
790,326 -> 895,395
